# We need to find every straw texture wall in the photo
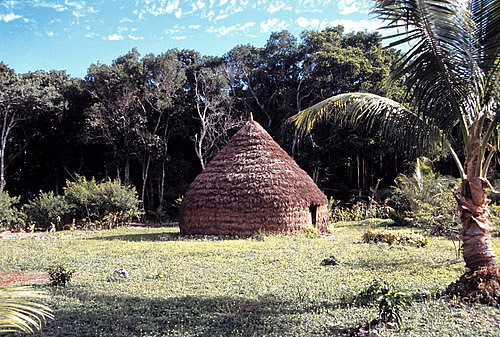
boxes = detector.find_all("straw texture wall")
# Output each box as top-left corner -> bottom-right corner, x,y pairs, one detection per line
179,117 -> 329,236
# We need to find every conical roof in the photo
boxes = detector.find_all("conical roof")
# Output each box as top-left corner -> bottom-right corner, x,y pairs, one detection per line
179,117 -> 328,235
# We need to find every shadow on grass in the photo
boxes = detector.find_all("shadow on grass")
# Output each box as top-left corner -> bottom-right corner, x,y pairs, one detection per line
89,232 -> 181,242
37,290 -> 345,337
89,232 -> 245,242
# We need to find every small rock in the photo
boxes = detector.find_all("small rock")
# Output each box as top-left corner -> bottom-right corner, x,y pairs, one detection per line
107,268 -> 131,282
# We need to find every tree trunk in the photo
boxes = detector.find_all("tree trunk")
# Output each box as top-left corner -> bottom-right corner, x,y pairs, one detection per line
124,158 -> 130,185
458,149 -> 496,270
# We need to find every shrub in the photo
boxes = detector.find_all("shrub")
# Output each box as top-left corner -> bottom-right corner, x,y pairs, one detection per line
47,264 -> 75,287
387,157 -> 460,234
303,226 -> 320,238
25,191 -> 71,230
357,279 -> 412,327
0,190 -> 25,231
329,198 -> 391,223
363,229 -> 429,247
64,175 -> 141,228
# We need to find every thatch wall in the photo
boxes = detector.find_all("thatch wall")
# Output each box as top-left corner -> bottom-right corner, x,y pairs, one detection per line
179,118 -> 329,236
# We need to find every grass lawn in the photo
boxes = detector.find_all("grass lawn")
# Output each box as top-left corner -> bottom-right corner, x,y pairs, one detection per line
1,220 -> 499,336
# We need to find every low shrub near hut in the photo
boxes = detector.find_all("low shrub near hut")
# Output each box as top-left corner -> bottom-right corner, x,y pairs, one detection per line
363,229 -> 429,247
23,176 -> 142,230
64,176 -> 141,228
25,191 -> 71,230
0,190 -> 24,231
328,198 -> 391,223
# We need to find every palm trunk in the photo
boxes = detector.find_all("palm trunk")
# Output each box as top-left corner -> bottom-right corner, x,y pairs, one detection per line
458,149 -> 496,270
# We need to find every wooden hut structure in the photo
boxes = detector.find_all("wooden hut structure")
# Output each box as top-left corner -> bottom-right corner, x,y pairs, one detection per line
179,114 -> 329,236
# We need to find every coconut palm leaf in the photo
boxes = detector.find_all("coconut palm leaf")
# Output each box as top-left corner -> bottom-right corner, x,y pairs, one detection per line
0,286 -> 54,333
290,92 -> 448,159
374,0 -> 483,144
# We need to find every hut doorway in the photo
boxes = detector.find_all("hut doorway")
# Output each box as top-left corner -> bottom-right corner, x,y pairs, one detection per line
309,205 -> 318,227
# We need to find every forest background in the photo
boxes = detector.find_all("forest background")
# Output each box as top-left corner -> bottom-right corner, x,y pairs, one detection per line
1,26 -> 490,221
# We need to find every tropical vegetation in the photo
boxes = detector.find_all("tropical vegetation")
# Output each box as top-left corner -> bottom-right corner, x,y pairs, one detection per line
292,0 -> 499,270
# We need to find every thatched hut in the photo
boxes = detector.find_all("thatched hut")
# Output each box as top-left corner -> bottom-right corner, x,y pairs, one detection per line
179,115 -> 329,236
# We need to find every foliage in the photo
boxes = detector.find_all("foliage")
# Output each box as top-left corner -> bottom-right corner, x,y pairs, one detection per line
25,191 -> 71,230
357,279 -> 413,327
64,175 -> 141,228
0,286 -> 53,333
303,226 -> 320,238
0,225 -> 498,336
0,190 -> 24,231
363,229 -> 430,247
47,264 -> 75,287
388,158 -> 461,236
292,0 -> 500,269
329,198 -> 391,223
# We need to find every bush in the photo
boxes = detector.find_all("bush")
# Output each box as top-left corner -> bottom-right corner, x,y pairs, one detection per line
329,198 -> 391,223
363,229 -> 429,247
0,190 -> 25,231
25,191 -> 71,230
64,175 -> 141,228
47,264 -> 75,287
387,157 -> 460,234
357,279 -> 412,327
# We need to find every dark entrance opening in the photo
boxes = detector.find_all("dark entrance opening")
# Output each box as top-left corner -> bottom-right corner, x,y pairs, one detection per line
309,205 -> 318,227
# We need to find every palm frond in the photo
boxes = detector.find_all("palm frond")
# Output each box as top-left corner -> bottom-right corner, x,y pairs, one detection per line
373,0 -> 489,152
0,286 -> 54,333
290,93 -> 448,159
472,0 -> 500,98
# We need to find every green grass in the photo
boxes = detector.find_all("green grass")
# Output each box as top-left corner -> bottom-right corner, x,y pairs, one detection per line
1,221 -> 499,336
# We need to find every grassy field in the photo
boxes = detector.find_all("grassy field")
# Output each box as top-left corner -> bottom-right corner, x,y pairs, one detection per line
1,220 -> 499,336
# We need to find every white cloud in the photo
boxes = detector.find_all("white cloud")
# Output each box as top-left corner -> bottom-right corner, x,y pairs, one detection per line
191,0 -> 206,11
338,0 -> 370,15
207,25 -> 236,36
296,17 -> 319,28
85,32 -> 99,38
0,12 -> 22,22
46,31 -> 54,36
128,34 -> 143,40
120,17 -> 134,23
32,1 -> 67,12
240,21 -> 255,30
260,18 -> 288,33
324,18 -> 382,32
175,8 -> 182,18
105,34 -> 123,40
267,1 -> 289,14
2,1 -> 19,9
215,12 -> 229,21
171,35 -> 186,40
189,24 -> 201,29
206,21 -> 255,36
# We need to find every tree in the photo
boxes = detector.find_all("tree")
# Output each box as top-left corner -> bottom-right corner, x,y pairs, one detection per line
141,51 -> 185,208
292,0 -> 499,270
0,64 -> 66,191
191,58 -> 243,170
85,49 -> 147,184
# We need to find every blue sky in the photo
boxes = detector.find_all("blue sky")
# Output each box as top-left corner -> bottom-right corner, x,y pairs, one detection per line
0,0 -> 381,78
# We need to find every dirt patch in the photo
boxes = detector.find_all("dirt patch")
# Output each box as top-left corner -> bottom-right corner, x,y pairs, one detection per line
0,270 -> 50,287
446,265 -> 500,307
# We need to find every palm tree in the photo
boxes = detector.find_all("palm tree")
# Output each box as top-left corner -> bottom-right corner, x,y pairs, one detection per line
292,0 -> 499,270
0,286 -> 54,333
